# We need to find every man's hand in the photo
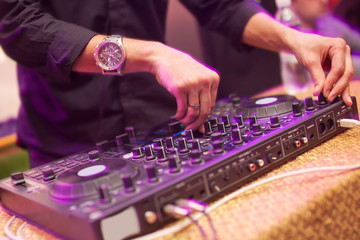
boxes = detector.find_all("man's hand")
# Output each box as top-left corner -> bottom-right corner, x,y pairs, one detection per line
147,43 -> 219,130
290,32 -> 353,106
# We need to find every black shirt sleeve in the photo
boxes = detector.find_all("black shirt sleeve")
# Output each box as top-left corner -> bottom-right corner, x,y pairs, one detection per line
180,0 -> 265,51
0,0 -> 97,82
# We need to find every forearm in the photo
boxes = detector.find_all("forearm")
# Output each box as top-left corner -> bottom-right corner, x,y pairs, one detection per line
242,12 -> 300,53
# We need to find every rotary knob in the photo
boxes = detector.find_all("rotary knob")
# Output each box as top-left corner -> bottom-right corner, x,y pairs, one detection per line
144,145 -> 156,162
168,156 -> 181,173
88,150 -> 100,161
231,129 -> 243,145
221,114 -> 231,129
252,124 -> 263,136
212,139 -> 225,154
318,92 -> 328,106
153,138 -> 164,148
305,97 -> 315,111
155,146 -> 167,163
168,121 -> 182,134
190,149 -> 204,165
184,129 -> 194,140
178,138 -> 190,154
217,122 -> 227,136
145,165 -> 159,183
270,115 -> 280,128
98,184 -> 112,204
234,114 -> 245,129
189,139 -> 201,151
292,101 -> 302,117
42,167 -> 56,182
165,137 -> 175,149
11,172 -> 26,186
122,175 -> 136,193
204,121 -> 213,137
249,116 -> 257,129
132,147 -> 145,160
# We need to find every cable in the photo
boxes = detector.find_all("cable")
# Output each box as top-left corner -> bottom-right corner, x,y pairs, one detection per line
339,118 -> 360,128
132,163 -> 360,240
3,216 -> 25,240
16,222 -> 27,239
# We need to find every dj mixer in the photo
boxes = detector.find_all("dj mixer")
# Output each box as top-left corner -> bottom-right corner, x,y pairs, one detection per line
0,93 -> 358,240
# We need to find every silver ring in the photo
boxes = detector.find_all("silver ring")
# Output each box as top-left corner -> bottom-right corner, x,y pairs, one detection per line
188,104 -> 200,109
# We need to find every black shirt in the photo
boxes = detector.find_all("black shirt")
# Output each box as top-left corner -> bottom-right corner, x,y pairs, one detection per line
0,0 -> 263,166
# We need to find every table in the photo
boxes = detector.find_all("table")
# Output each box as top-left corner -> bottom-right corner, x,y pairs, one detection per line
1,82 -> 360,240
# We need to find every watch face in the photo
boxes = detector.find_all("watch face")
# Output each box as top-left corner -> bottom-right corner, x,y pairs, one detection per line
97,42 -> 124,71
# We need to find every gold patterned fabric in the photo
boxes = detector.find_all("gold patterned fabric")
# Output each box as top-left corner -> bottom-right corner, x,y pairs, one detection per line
1,126 -> 360,240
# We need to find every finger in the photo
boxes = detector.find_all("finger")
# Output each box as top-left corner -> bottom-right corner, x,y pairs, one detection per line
328,45 -> 353,105
308,61 -> 326,97
186,88 -> 211,130
174,90 -> 188,120
179,88 -> 200,125
210,76 -> 219,109
323,42 -> 346,98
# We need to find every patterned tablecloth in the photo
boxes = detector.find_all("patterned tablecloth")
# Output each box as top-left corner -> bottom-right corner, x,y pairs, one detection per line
1,82 -> 360,240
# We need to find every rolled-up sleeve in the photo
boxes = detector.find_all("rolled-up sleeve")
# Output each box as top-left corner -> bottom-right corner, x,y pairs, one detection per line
0,0 -> 97,82
180,0 -> 265,50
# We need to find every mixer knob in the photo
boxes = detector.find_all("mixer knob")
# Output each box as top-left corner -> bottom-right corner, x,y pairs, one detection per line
144,145 -> 156,161
11,172 -> 26,186
155,147 -> 167,163
165,137 -> 175,149
189,139 -> 201,151
318,92 -> 328,106
42,167 -> 56,182
252,124 -> 263,136
132,147 -> 145,160
98,184 -> 112,204
190,149 -> 204,165
209,117 -> 218,129
234,114 -> 245,129
220,114 -> 231,129
168,121 -> 182,134
231,129 -> 243,145
184,129 -> 194,140
125,126 -> 136,138
167,147 -> 179,158
88,150 -> 100,161
153,138 -> 165,148
204,121 -> 213,137
178,138 -> 190,154
145,165 -> 159,183
305,97 -> 315,111
168,156 -> 181,173
116,133 -> 130,146
270,115 -> 280,128
212,139 -> 225,154
292,101 -> 302,117
217,122 -> 227,136
210,132 -> 223,142
249,116 -> 257,129
122,175 -> 136,193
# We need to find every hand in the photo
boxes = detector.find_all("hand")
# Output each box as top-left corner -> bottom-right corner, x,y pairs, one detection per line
150,43 -> 219,130
291,32 -> 353,106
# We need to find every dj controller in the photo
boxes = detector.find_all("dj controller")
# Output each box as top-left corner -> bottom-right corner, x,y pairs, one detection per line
0,94 -> 358,240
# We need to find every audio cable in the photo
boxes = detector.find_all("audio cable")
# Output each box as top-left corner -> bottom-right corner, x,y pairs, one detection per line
338,118 -> 360,128
133,162 -> 360,240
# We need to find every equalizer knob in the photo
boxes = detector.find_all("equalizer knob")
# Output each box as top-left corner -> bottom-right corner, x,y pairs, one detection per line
98,184 -> 112,204
220,114 -> 231,129
168,156 -> 181,173
249,116 -> 257,129
234,114 -> 245,129
292,101 -> 302,117
252,124 -> 263,136
145,165 -> 159,183
231,129 -> 243,145
217,122 -> 227,136
168,121 -> 182,134
305,97 -> 315,111
144,145 -> 156,161
155,147 -> 167,163
88,150 -> 100,161
132,147 -> 145,160
165,137 -> 175,149
318,92 -> 328,106
153,138 -> 165,148
212,139 -> 225,154
204,121 -> 213,137
122,175 -> 136,193
190,149 -> 204,165
184,129 -> 194,140
178,138 -> 190,154
270,115 -> 280,128
189,139 -> 201,151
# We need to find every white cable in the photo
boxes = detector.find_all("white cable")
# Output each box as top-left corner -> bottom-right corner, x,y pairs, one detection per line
132,163 -> 360,240
3,216 -> 25,240
339,119 -> 360,128
16,222 -> 27,239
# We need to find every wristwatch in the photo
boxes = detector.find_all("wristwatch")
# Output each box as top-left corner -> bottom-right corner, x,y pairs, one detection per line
94,35 -> 126,75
